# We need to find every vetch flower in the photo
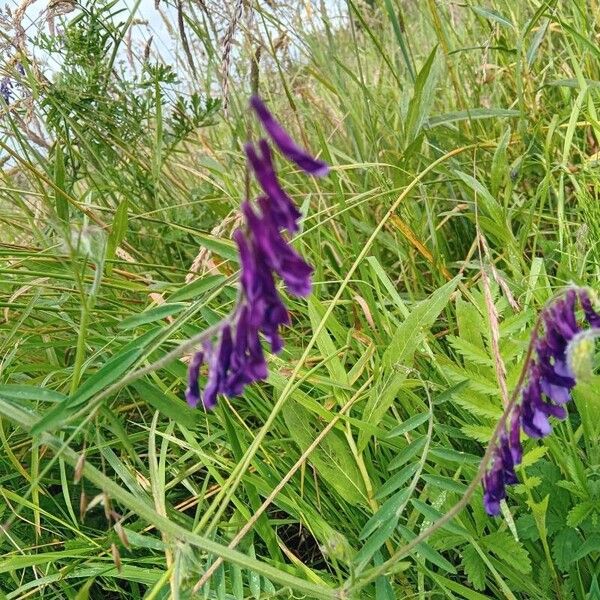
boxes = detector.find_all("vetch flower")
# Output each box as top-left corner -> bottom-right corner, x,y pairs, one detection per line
483,287 -> 600,516
242,198 -> 313,297
185,96 -> 328,409
250,96 -> 329,177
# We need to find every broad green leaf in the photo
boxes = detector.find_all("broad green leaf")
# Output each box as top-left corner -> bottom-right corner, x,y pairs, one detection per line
168,274 -> 226,302
405,46 -> 439,146
188,233 -> 238,262
375,463 -> 419,500
491,126 -> 511,198
0,385 -> 66,404
421,474 -> 468,494
483,532 -> 531,573
359,487 -> 411,539
472,6 -> 513,28
354,518 -> 397,570
386,412 -> 430,439
566,502 -> 595,528
527,19 -> 549,67
383,276 -> 460,369
411,500 -> 469,536
387,437 -> 427,471
428,447 -> 481,464
117,303 -> 187,330
282,400 -> 366,505
447,335 -> 493,367
454,171 -> 505,226
461,546 -> 487,591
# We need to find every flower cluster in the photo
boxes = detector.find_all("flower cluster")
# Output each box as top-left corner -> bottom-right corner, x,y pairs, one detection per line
0,77 -> 13,104
185,96 -> 328,409
483,288 -> 600,516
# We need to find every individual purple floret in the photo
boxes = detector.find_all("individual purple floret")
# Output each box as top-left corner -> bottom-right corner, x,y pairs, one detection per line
242,198 -> 313,297
483,288 -> 600,516
185,96 -> 327,410
0,77 -> 13,104
250,96 -> 329,177
245,141 -> 303,233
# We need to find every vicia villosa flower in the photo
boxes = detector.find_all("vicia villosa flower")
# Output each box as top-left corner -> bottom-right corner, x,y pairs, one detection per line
185,96 -> 328,410
483,287 -> 600,516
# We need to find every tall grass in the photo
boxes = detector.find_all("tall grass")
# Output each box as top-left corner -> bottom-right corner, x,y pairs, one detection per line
0,0 -> 599,598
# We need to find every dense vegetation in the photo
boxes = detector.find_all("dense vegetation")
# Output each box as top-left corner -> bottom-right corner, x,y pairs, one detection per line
0,0 -> 599,598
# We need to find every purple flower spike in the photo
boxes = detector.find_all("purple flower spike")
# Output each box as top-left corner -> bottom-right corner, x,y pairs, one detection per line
250,96 -> 329,177
184,96 -> 328,410
483,287 -> 600,516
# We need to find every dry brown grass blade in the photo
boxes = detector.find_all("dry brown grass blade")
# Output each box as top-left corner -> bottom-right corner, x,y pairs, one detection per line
389,214 -> 452,281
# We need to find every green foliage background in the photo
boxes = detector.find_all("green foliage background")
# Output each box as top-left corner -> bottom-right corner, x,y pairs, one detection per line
0,0 -> 599,598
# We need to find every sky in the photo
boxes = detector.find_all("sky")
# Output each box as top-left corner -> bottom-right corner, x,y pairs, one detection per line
6,0 -> 179,73
7,0 -> 347,64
